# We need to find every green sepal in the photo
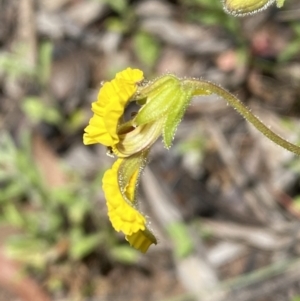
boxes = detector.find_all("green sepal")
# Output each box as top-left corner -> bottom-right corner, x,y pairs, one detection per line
118,151 -> 149,205
162,78 -> 211,148
163,88 -> 193,148
134,75 -> 182,125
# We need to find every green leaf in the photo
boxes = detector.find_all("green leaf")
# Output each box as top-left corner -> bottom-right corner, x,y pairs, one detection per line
0,44 -> 35,79
166,222 -> 194,258
293,196 -> 300,211
68,201 -> 89,225
0,182 -> 25,202
69,229 -> 103,260
66,109 -> 86,132
134,32 -> 160,68
22,97 -> 61,125
278,40 -> 300,62
3,204 -> 24,227
38,41 -> 53,86
176,138 -> 205,154
105,17 -> 127,32
190,0 -> 222,9
103,0 -> 128,13
110,246 -> 139,264
5,236 -> 49,268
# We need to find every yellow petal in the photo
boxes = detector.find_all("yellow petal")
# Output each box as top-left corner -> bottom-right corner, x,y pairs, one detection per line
102,159 -> 146,236
115,68 -> 144,83
91,101 -> 105,116
126,228 -> 157,253
83,116 -> 113,146
83,68 -> 144,147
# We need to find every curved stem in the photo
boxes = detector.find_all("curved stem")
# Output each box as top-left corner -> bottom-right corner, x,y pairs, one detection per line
184,79 -> 300,156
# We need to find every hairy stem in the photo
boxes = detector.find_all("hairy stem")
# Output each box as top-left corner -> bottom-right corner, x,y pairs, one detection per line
184,79 -> 300,156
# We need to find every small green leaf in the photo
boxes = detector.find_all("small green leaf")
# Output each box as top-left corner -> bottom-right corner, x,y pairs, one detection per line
278,39 -> 300,62
134,32 -> 160,68
293,196 -> 300,211
69,229 -> 103,260
190,0 -> 222,8
110,246 -> 139,264
5,236 -> 48,268
66,109 -> 86,131
38,41 -> 53,86
103,0 -> 128,13
0,44 -> 35,79
3,204 -> 24,227
105,17 -> 126,32
166,222 -> 194,258
68,201 -> 89,225
0,183 -> 25,202
176,138 -> 205,154
22,97 -> 61,125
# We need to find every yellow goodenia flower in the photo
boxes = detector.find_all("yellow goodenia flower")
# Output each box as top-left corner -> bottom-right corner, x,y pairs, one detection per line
83,68 -> 144,147
85,67 -> 300,253
102,154 -> 157,253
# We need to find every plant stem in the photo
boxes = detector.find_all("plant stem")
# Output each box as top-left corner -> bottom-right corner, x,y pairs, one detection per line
184,79 -> 300,156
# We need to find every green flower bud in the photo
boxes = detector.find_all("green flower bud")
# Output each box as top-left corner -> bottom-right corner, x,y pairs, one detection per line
134,74 -> 212,148
222,0 -> 276,16
134,75 -> 183,125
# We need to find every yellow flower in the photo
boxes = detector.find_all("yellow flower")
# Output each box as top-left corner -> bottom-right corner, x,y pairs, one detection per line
126,229 -> 157,254
83,66 -> 300,254
102,156 -> 157,253
84,68 -> 214,252
83,68 -> 144,147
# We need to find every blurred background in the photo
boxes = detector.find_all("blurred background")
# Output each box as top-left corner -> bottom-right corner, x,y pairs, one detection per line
1,0 -> 300,300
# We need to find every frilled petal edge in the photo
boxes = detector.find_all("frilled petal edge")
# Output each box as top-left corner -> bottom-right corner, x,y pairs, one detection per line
102,157 -> 157,252
102,159 -> 146,236
83,68 -> 144,147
